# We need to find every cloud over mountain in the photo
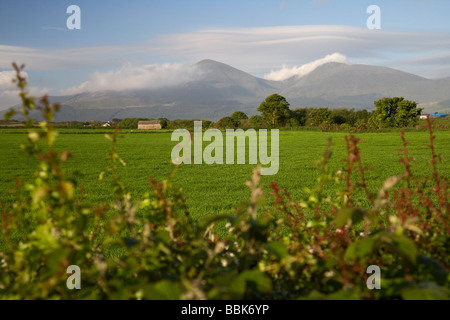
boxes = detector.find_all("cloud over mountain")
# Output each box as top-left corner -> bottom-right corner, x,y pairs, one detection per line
60,63 -> 204,95
158,25 -> 450,77
1,25 -> 449,79
264,53 -> 350,81
0,70 -> 27,112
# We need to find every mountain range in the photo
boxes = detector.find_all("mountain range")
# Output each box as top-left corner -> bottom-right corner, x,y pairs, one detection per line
5,59 -> 450,122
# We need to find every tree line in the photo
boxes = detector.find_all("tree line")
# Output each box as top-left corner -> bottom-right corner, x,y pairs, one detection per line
218,94 -> 423,130
71,94 -> 424,130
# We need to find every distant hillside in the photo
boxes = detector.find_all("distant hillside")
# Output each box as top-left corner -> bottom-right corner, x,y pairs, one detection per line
281,62 -> 450,110
4,60 -> 450,121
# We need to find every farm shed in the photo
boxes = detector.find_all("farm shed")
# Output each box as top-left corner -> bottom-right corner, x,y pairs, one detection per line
138,120 -> 162,130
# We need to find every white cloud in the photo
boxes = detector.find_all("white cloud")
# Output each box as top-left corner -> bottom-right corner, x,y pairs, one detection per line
157,25 -> 450,77
1,25 -> 449,77
0,70 -> 25,110
0,44 -> 154,71
60,63 -> 203,95
395,52 -> 450,67
1,24 -> 450,98
0,90 -> 21,111
0,70 -> 26,89
264,52 -> 349,81
0,70 -> 49,110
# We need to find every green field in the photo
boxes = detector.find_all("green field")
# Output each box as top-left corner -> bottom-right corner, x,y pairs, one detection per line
1,129 -> 449,226
1,127 -> 449,299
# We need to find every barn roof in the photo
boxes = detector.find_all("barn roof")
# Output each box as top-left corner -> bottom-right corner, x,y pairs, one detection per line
138,120 -> 161,125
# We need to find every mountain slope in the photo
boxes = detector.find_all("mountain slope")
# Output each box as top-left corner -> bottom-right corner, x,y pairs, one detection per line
4,60 -> 450,121
194,59 -> 280,94
281,62 -> 450,109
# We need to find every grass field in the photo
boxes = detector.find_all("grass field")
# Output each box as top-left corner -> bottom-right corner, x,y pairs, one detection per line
1,128 -> 449,232
1,127 -> 449,299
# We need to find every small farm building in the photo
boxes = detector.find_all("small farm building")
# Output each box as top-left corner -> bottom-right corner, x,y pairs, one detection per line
138,120 -> 162,130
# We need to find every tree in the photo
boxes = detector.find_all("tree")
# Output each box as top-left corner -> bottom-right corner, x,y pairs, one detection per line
370,97 -> 422,128
249,115 -> 264,128
257,94 -> 291,126
203,120 -> 213,129
355,110 -> 371,123
216,116 -> 238,129
307,108 -> 332,126
111,118 -> 123,125
289,118 -> 300,127
396,99 -> 422,127
231,111 -> 248,122
331,108 -> 357,126
158,118 -> 169,129
291,108 -> 308,126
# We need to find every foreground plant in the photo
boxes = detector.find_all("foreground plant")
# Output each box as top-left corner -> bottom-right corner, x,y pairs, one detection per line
0,64 -> 448,300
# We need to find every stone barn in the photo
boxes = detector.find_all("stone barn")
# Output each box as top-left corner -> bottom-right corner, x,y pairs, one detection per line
138,120 -> 162,130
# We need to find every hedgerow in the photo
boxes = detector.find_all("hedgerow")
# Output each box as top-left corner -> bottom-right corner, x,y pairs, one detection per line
0,64 -> 448,300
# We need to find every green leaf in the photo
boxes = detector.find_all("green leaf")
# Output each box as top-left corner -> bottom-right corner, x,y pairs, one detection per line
46,130 -> 58,146
380,233 -> 418,264
229,275 -> 246,295
4,108 -> 16,120
416,255 -> 447,285
156,231 -> 171,245
239,270 -> 271,292
45,248 -> 69,274
334,208 -> 367,228
147,280 -> 181,300
345,237 -> 375,261
264,241 -> 288,259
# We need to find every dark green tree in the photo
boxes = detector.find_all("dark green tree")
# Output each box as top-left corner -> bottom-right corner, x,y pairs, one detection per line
257,94 -> 291,126
396,99 -> 422,127
291,108 -> 308,126
158,118 -> 169,129
231,111 -> 248,122
249,115 -> 264,128
331,108 -> 358,126
307,108 -> 332,126
370,97 -> 422,128
216,116 -> 238,129
355,110 -> 371,123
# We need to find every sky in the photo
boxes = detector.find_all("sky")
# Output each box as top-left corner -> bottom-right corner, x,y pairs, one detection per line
0,0 -> 450,110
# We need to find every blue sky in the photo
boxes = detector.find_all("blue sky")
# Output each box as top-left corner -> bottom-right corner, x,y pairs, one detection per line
1,0 -> 450,109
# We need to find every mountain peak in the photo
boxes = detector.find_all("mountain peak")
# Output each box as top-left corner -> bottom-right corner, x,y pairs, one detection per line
311,61 -> 348,73
193,59 -> 278,94
196,59 -> 219,64
196,59 -> 230,68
